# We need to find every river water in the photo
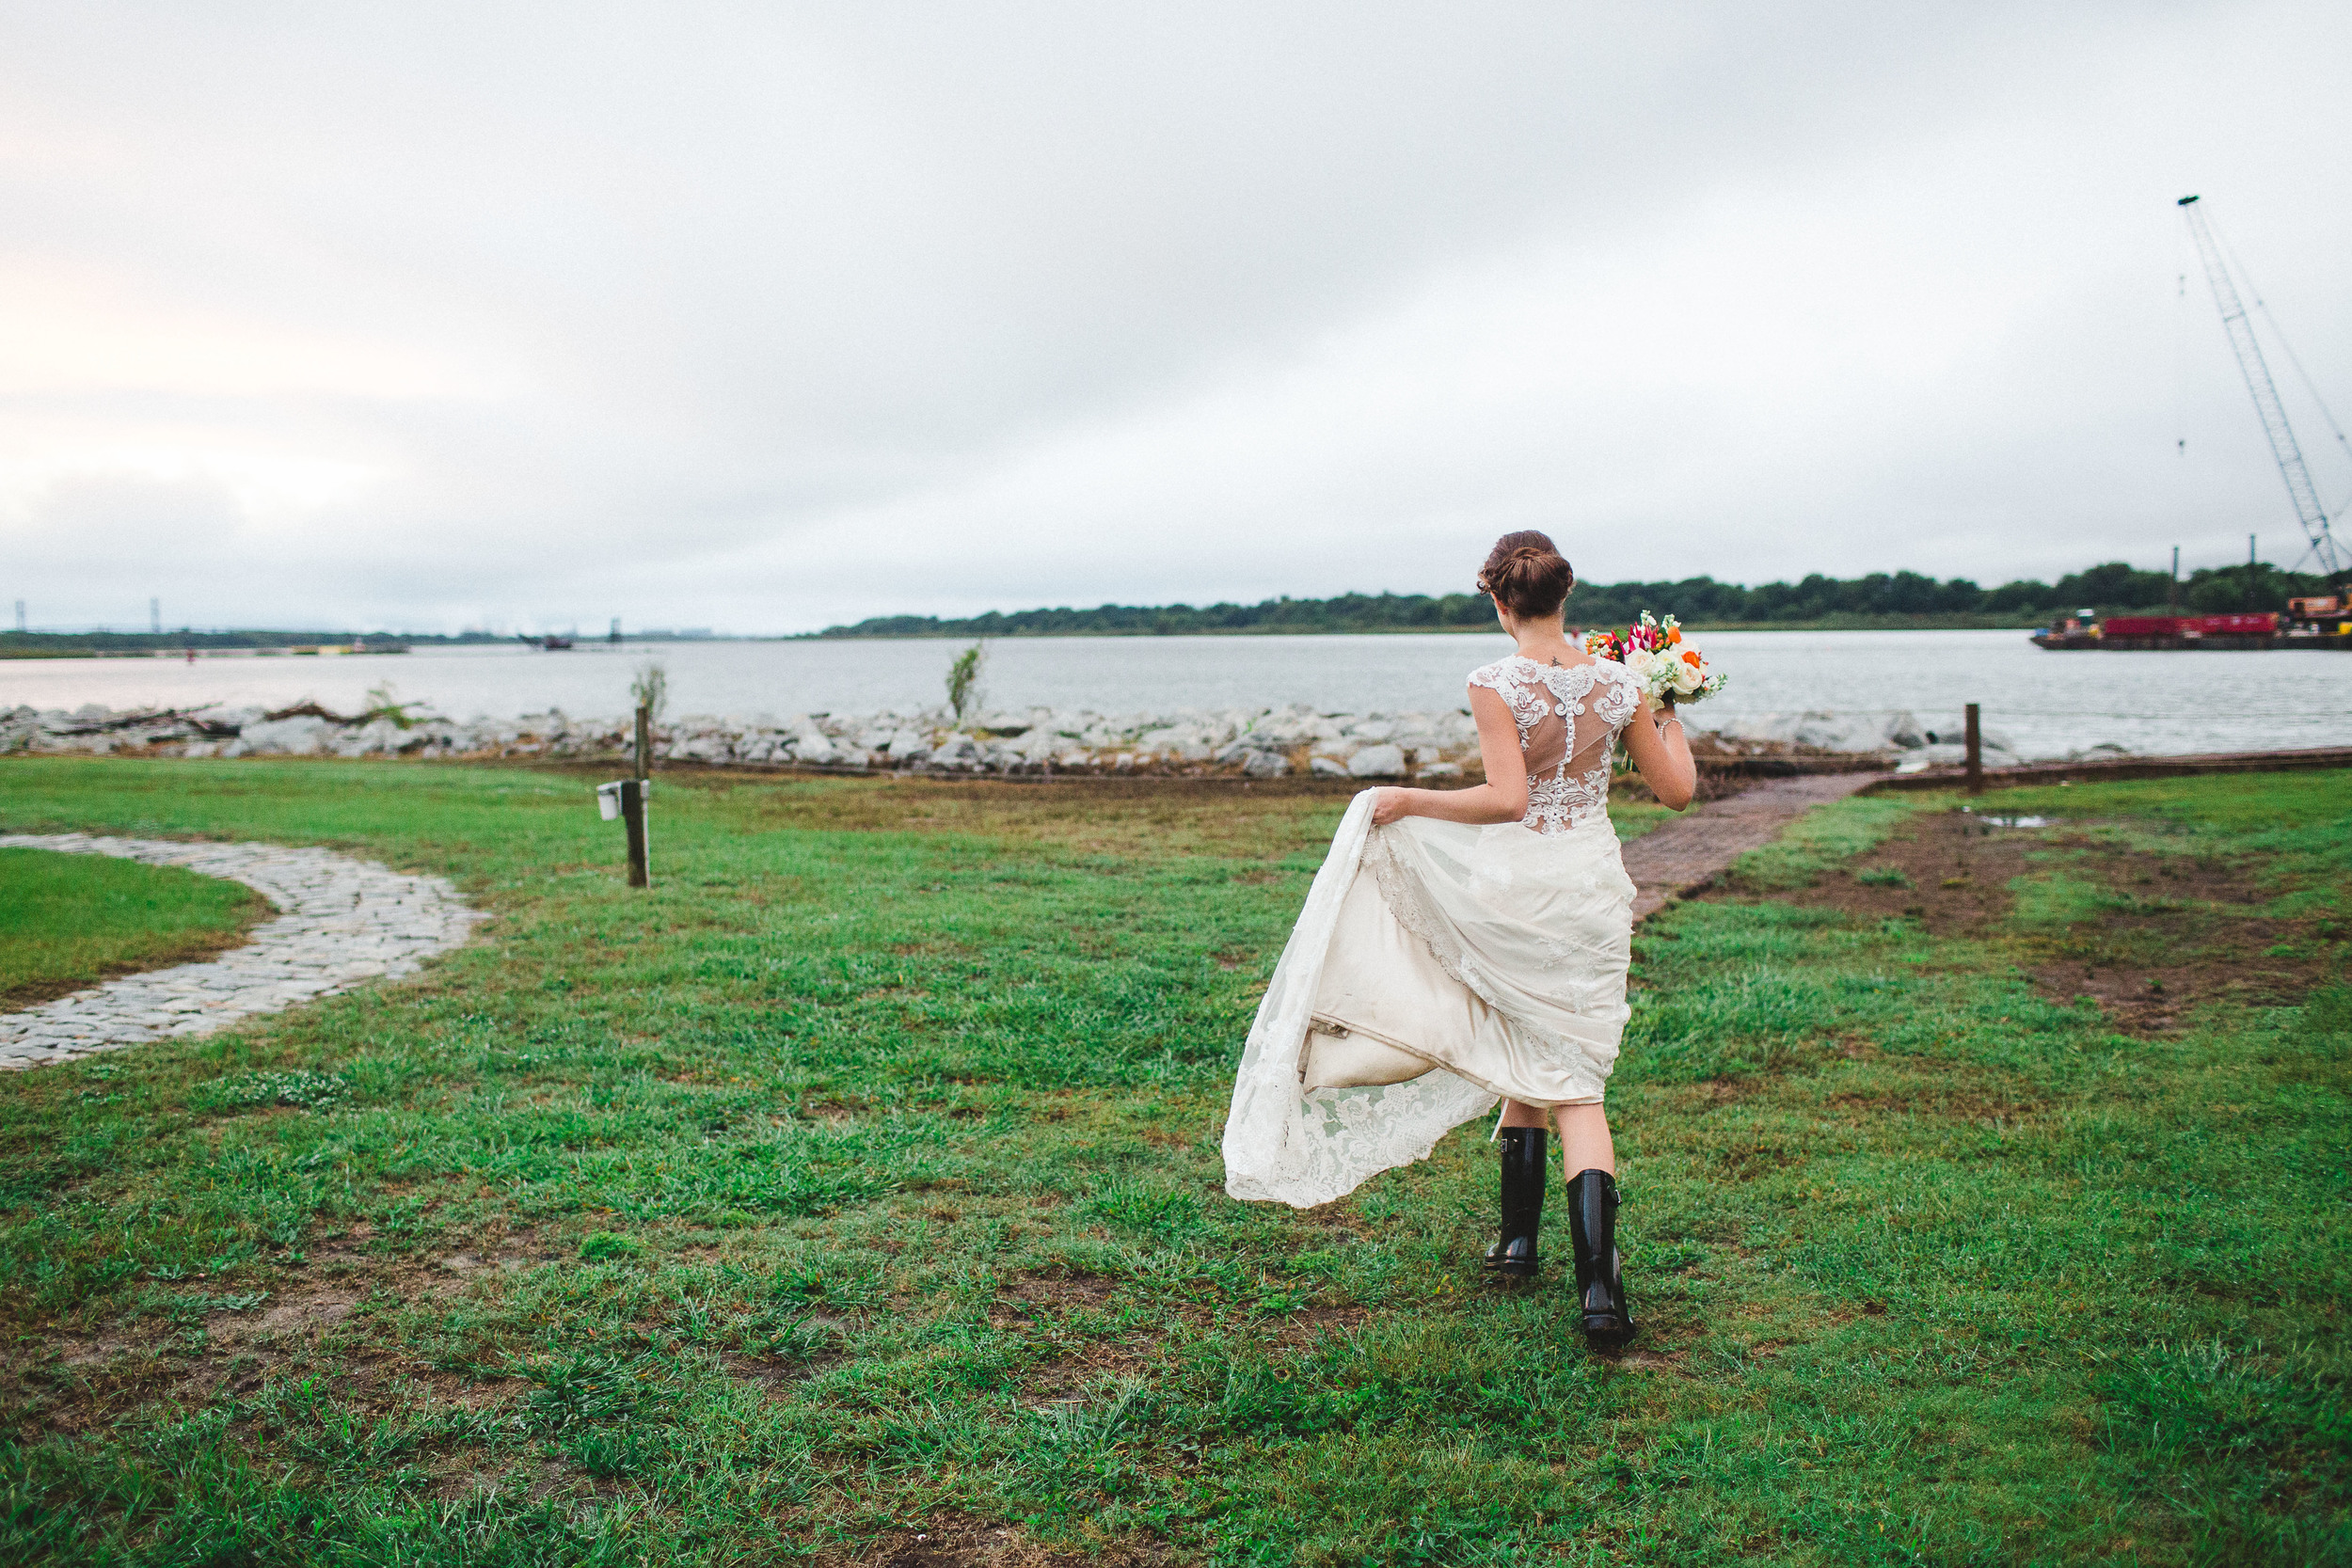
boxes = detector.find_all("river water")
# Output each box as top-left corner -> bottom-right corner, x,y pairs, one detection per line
5,630 -> 2349,761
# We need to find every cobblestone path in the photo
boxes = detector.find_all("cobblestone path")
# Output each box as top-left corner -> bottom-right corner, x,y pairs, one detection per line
1621,772 -> 1890,921
0,833 -> 485,1071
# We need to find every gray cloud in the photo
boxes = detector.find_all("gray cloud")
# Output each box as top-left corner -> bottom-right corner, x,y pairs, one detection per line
2,0 -> 2346,633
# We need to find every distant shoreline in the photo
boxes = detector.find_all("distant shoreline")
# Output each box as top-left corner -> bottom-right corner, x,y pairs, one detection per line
6,618 -> 2059,659
795,615 -> 2053,640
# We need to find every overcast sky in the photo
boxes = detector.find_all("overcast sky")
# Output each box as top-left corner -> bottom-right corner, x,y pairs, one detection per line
4,2 -> 2348,634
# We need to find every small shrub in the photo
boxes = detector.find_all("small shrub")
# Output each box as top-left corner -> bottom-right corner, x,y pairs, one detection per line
1855,866 -> 1912,888
360,681 -> 423,729
629,662 -> 669,721
946,641 -> 987,723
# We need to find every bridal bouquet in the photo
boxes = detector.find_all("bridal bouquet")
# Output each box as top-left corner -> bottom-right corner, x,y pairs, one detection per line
1583,611 -> 1726,706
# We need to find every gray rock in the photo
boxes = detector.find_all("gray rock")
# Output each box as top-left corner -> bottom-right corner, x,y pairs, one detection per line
1242,750 -> 1291,779
1348,744 -> 1408,778
1310,755 -> 1350,777
227,716 -> 336,756
1713,710 -> 1929,753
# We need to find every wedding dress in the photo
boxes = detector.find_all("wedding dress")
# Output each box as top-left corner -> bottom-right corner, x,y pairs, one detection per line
1223,655 -> 1648,1209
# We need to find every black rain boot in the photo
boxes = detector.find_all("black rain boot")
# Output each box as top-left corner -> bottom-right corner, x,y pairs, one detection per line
1565,1168 -> 1637,1349
1483,1127 -> 1546,1277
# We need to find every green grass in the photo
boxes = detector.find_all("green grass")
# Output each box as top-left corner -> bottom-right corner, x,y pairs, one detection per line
0,758 -> 2344,1565
0,847 -> 266,1006
1721,792 -> 1917,890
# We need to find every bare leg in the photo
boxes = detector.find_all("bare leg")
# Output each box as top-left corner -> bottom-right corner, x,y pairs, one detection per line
1497,1100 -> 1615,1174
1553,1103 -> 1615,1175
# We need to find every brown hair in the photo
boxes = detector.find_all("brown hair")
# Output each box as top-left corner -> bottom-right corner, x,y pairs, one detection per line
1476,531 -> 1574,619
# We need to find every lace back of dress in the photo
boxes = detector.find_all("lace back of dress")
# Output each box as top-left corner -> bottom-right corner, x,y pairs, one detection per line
1468,657 -> 1644,835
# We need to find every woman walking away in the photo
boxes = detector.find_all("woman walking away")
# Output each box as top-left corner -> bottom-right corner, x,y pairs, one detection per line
1222,531 -> 1696,1350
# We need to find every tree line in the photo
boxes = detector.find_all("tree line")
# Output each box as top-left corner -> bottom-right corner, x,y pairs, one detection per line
817,559 -> 2336,639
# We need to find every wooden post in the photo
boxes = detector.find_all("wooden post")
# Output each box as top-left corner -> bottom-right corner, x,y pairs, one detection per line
624,704 -> 654,887
1963,703 -> 1983,795
621,779 -> 649,888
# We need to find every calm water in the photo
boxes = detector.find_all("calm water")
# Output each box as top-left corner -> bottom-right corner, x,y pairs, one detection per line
5,630 -> 2349,761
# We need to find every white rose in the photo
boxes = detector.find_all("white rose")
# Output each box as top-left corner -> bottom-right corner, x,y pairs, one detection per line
1669,655 -> 1706,695
1622,648 -> 1670,695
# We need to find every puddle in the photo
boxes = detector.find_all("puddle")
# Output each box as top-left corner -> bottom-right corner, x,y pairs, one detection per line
1961,810 -> 2047,830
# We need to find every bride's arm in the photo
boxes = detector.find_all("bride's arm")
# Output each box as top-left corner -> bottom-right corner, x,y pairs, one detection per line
1621,695 -> 1698,810
1369,687 -> 1528,827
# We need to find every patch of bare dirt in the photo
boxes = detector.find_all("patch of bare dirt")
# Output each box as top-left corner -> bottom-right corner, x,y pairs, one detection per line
991,1272 -> 1184,1406
991,1273 -> 1116,1325
1743,809 -> 2038,936
405,1368 -> 531,1411
437,1244 -> 557,1276
424,1448 -> 507,1501
722,1320 -> 851,1398
218,1281 -> 364,1344
992,1274 -> 1120,1356
1270,1303 -> 1368,1351
17,1226 -> 559,1435
1718,807 -> 2344,1035
1821,1085 -> 2040,1125
1022,1340 -> 1154,1404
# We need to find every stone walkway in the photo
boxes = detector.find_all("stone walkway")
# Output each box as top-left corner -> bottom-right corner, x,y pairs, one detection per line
0,833 -> 485,1071
1621,772 -> 1889,921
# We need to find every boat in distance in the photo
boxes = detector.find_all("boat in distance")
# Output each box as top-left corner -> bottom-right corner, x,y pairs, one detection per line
2033,597 -> 2352,650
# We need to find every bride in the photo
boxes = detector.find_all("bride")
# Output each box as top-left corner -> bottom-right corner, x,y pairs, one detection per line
1222,531 -> 1696,1349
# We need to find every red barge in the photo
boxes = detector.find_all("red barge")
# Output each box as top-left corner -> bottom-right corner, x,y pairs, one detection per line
2033,597 -> 2352,650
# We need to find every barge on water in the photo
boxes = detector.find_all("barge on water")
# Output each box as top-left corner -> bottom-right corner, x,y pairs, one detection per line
2033,596 -> 2352,650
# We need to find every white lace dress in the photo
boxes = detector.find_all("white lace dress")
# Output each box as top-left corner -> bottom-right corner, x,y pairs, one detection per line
1223,656 -> 1647,1209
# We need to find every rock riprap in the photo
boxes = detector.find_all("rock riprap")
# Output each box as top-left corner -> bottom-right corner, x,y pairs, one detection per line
0,833 -> 485,1071
0,702 -> 1483,778
0,701 -> 2033,776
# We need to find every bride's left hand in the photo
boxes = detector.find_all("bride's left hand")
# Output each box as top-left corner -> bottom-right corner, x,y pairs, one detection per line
1370,787 -> 1412,826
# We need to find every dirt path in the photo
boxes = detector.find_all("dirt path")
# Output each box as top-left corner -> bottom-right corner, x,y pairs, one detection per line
1622,772 -> 1888,920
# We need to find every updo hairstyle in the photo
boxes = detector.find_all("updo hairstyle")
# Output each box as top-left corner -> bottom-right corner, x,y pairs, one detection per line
1476,531 -> 1575,619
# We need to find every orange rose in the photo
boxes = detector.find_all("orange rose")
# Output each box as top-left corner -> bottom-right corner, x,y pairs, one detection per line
1682,649 -> 1702,667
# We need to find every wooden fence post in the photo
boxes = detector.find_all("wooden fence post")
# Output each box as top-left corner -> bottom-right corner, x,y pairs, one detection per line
1964,703 -> 1983,795
624,704 -> 654,886
621,779 -> 649,888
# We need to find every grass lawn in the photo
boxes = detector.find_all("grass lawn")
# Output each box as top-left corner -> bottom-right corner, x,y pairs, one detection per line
0,758 -> 2344,1566
0,846 -> 268,1007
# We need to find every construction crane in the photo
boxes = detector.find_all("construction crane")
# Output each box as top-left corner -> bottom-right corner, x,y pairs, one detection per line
2177,196 -> 2346,580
